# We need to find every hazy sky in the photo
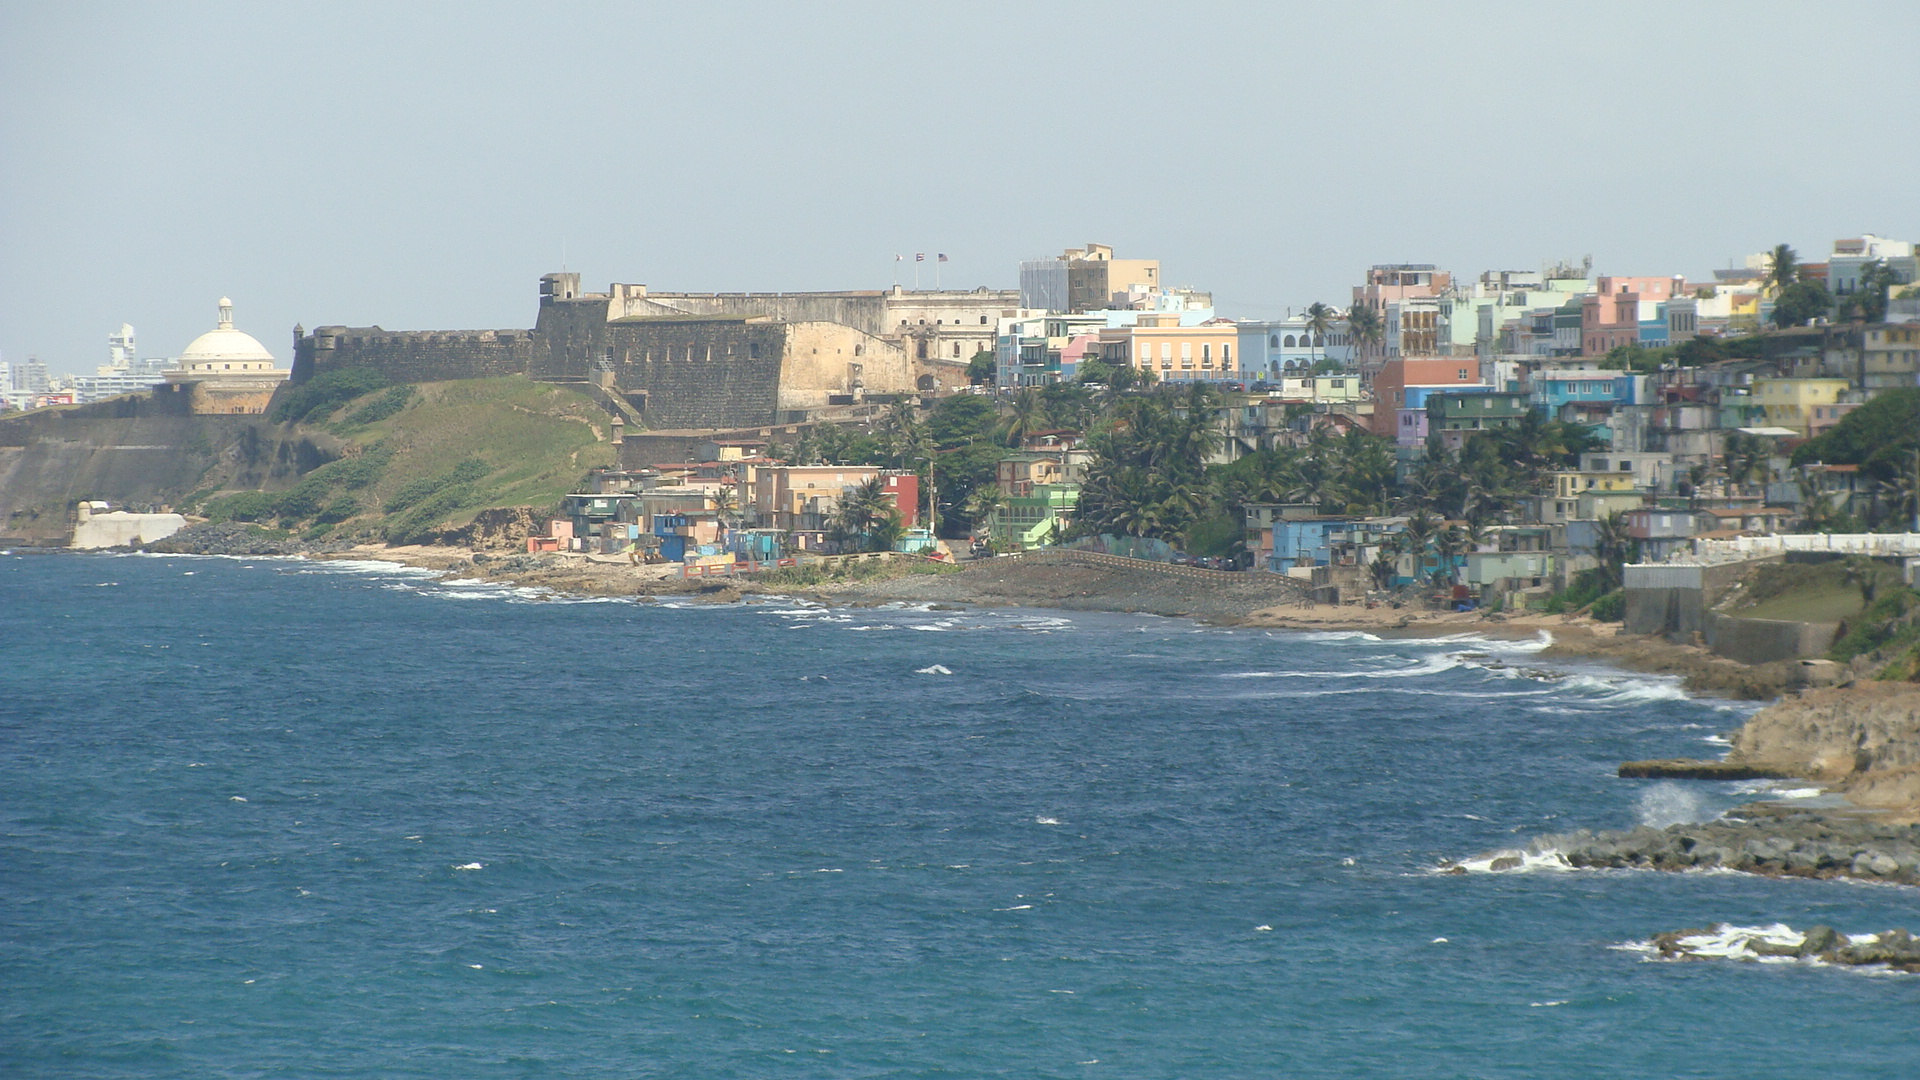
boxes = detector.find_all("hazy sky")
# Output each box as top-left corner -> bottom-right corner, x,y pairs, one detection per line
4,2 -> 1916,373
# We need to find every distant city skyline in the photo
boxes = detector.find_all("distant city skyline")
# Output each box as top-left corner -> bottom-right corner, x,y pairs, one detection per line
4,2 -> 1915,374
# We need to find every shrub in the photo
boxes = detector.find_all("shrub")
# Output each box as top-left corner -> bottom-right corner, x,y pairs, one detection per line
344,385 -> 414,427
381,485 -> 477,545
1589,590 -> 1625,622
203,491 -> 277,523
272,368 -> 390,424
315,496 -> 360,524
311,444 -> 393,489
274,476 -> 330,521
385,457 -> 491,513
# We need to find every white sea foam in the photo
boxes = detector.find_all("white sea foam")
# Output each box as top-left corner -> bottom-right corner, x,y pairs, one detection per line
1439,848 -> 1573,874
1732,779 -> 1827,800
1286,630 -> 1385,643
228,796 -> 248,802
1613,923 -> 1812,964
453,862 -> 484,871
1035,817 -> 1062,825
915,664 -> 953,675
1636,781 -> 1713,827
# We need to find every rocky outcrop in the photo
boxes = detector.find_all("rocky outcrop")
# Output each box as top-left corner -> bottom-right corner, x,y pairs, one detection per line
1488,804 -> 1920,884
1730,682 -> 1920,780
143,521 -> 351,557
1641,923 -> 1920,972
427,506 -> 541,550
1617,760 -> 1795,780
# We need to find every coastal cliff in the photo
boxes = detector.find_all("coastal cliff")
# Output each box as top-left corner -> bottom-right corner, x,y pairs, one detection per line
1728,682 -> 1920,816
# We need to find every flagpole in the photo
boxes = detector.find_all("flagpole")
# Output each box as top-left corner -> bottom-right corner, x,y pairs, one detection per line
936,257 -> 941,290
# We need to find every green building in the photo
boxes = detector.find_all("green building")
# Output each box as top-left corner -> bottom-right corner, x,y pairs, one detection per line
1426,391 -> 1530,449
988,484 -> 1080,548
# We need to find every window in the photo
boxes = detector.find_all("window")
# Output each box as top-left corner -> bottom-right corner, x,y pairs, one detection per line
1270,335 -> 1279,348
980,316 -> 988,324
1161,343 -> 1172,367
1222,344 -> 1231,364
1284,335 -> 1296,348
1181,342 -> 1193,367
1458,368 -> 1468,379
1201,344 -> 1212,366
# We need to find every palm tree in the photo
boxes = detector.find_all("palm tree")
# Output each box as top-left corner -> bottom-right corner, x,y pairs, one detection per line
1002,387 -> 1047,447
1303,301 -> 1335,369
1345,303 -> 1382,363
834,476 -> 894,551
709,481 -> 739,532
1594,510 -> 1633,590
1765,243 -> 1800,299
963,486 -> 1007,538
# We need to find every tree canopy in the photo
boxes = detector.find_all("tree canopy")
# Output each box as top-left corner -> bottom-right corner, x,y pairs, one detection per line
1791,388 -> 1920,479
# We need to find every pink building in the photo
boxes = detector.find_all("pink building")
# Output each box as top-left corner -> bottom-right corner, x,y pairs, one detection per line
1582,276 -> 1685,355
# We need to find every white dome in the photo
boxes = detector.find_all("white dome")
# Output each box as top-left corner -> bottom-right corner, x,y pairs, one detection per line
179,297 -> 274,364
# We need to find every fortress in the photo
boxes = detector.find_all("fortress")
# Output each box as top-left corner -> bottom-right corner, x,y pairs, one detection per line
292,274 -> 1021,429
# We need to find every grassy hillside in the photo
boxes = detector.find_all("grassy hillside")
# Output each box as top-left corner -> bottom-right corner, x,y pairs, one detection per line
193,375 -> 615,543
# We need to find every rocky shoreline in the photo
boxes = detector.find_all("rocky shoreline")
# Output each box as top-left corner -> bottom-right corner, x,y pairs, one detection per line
1447,803 -> 1920,885
1630,923 -> 1920,973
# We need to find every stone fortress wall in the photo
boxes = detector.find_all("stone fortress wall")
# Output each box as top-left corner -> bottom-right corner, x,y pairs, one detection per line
291,327 -> 534,386
289,274 -> 1017,430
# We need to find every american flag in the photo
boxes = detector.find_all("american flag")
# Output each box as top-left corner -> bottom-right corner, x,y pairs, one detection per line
938,253 -> 948,263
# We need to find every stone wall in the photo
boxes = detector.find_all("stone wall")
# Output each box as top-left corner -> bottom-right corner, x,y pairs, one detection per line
776,322 -> 912,412
603,318 -> 786,429
614,289 -> 890,336
292,326 -> 534,385
1706,613 -> 1840,665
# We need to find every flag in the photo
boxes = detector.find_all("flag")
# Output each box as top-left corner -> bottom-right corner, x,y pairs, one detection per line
938,253 -> 948,263
895,254 -> 903,262
915,253 -> 925,262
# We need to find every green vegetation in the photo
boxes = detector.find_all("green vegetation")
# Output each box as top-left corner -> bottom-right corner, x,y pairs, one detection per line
342,385 -> 415,427
1725,559 -> 1918,671
1791,387 -> 1920,483
271,367 -> 389,424
199,376 -> 614,541
1734,560 -> 1884,623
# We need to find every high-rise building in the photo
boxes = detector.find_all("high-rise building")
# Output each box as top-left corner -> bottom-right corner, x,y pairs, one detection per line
20,358 -> 50,394
106,324 -> 136,372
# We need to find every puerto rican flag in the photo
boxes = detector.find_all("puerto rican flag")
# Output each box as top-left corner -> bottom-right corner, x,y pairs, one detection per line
915,253 -> 925,262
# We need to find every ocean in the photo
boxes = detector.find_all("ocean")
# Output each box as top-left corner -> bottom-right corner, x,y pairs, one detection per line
3,551 -> 1916,1078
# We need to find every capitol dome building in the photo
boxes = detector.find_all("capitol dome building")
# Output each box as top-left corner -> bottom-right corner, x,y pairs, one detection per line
163,297 -> 291,414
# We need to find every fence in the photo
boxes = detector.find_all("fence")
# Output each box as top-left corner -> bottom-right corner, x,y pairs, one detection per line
1689,533 -> 1920,562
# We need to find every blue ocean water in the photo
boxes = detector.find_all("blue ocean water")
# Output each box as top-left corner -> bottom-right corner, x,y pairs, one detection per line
2,552 -> 1916,1078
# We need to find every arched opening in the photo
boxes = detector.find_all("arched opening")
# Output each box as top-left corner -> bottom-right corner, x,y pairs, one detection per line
917,374 -> 937,391
1283,335 -> 1296,348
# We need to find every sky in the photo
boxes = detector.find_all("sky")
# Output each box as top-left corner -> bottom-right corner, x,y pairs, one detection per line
3,1 -> 1916,374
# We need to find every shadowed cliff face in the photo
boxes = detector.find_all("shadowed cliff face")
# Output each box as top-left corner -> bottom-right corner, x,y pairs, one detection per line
0,401 -> 334,544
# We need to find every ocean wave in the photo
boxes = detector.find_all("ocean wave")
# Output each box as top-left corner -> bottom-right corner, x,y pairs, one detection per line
915,664 -> 953,675
1283,630 -> 1385,643
1436,848 -> 1573,874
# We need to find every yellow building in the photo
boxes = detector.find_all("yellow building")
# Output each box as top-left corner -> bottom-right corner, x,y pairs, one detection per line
1096,314 -> 1242,382
1752,378 -> 1850,435
1550,470 -> 1638,500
